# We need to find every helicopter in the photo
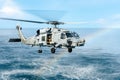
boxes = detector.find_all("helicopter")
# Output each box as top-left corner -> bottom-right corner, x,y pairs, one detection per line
0,18 -> 85,53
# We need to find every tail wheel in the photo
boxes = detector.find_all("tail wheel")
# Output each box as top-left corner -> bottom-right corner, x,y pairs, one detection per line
38,50 -> 42,53
68,48 -> 72,53
51,48 -> 56,53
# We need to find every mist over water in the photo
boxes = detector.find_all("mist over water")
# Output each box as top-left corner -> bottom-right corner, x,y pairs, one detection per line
0,28 -> 120,80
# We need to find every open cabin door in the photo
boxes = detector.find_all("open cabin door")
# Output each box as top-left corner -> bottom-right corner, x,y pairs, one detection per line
47,34 -> 52,45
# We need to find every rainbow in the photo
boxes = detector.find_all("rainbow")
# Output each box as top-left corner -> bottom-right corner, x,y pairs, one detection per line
84,28 -> 112,43
33,28 -> 113,75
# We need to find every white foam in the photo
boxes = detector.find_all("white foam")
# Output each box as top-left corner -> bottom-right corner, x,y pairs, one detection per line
60,65 -> 97,79
0,69 -> 34,80
30,49 -> 101,79
0,48 -> 102,80
0,61 -> 100,80
33,64 -> 99,79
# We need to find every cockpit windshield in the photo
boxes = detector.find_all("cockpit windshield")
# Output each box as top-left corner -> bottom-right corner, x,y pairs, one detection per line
66,32 -> 79,38
66,32 -> 73,37
72,32 -> 79,37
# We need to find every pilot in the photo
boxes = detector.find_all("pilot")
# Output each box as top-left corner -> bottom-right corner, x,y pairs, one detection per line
36,29 -> 40,36
47,28 -> 51,33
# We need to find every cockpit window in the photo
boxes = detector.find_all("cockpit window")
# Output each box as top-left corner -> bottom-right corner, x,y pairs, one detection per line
72,32 -> 79,37
61,33 -> 66,39
66,32 -> 73,37
66,32 -> 79,38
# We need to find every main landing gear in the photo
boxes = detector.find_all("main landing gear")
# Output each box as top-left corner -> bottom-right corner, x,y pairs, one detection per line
51,47 -> 56,53
38,48 -> 56,53
38,45 -> 42,53
51,47 -> 72,53
67,40 -> 73,53
38,48 -> 72,53
37,45 -> 72,53
68,47 -> 72,53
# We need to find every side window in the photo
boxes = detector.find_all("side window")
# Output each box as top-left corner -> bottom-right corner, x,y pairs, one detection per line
41,36 -> 45,41
61,33 -> 66,39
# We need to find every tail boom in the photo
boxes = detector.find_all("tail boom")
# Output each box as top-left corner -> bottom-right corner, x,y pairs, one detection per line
16,25 -> 27,44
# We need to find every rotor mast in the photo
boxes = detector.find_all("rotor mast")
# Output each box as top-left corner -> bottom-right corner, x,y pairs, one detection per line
46,21 -> 64,27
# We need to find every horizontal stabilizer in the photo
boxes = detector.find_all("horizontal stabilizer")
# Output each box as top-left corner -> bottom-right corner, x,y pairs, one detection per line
9,38 -> 21,42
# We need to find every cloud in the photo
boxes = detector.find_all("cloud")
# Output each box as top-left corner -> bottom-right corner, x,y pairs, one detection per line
95,18 -> 107,24
94,14 -> 120,28
13,0 -> 115,11
107,14 -> 120,28
0,0 -> 35,28
0,0 -> 24,18
0,0 -> 120,29
111,14 -> 120,20
79,14 -> 120,28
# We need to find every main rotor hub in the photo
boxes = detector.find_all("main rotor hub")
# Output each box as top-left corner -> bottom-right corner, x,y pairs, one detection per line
46,21 -> 64,27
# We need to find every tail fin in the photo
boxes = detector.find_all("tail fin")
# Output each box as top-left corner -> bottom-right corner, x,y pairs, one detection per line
16,25 -> 26,44
16,25 -> 39,46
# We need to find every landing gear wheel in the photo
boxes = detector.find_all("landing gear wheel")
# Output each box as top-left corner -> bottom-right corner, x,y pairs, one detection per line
38,50 -> 42,53
68,48 -> 72,53
51,48 -> 56,53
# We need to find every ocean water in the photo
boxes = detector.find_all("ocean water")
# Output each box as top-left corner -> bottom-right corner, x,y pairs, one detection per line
0,28 -> 120,80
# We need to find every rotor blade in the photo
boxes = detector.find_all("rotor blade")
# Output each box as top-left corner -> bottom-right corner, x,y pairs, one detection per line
0,18 -> 47,24
65,21 -> 89,24
26,10 -> 66,21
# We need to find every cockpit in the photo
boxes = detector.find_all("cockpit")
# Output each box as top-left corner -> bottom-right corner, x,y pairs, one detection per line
61,32 -> 79,39
66,32 -> 73,37
72,32 -> 79,37
66,32 -> 79,38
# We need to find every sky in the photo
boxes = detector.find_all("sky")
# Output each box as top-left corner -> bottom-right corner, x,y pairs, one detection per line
0,0 -> 120,28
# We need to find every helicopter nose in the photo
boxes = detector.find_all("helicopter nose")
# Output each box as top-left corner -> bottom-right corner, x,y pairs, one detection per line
80,39 -> 85,43
77,39 -> 85,46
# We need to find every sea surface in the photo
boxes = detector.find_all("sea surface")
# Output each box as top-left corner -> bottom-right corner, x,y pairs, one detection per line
0,28 -> 120,80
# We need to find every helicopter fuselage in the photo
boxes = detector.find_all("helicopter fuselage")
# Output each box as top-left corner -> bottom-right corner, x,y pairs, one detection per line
15,25 -> 85,53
